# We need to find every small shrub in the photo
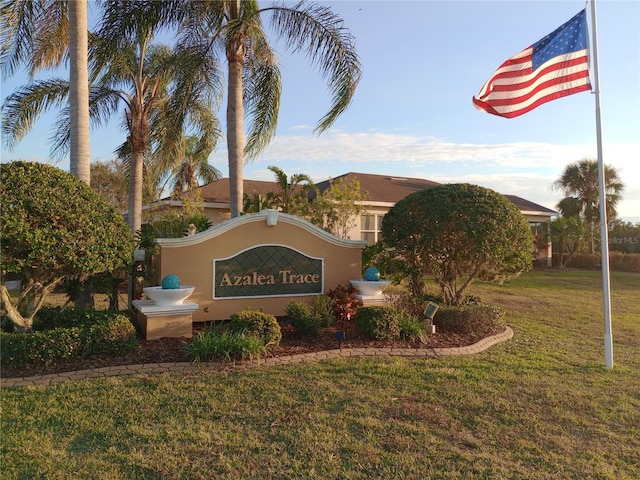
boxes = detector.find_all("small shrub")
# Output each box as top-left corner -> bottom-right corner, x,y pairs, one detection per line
326,284 -> 362,322
355,306 -> 400,340
434,305 -> 505,335
286,296 -> 335,336
309,295 -> 335,327
285,301 -> 320,336
397,312 -> 426,342
227,308 -> 282,347
185,327 -> 268,362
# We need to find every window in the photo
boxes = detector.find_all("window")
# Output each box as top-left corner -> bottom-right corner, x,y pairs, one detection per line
361,214 -> 384,245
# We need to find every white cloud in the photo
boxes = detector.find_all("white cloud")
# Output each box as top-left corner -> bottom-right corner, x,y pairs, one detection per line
226,131 -> 640,221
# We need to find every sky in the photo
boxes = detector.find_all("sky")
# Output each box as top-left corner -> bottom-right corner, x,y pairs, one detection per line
1,0 -> 639,222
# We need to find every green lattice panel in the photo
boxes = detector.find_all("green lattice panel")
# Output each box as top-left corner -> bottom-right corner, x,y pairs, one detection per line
214,245 -> 323,298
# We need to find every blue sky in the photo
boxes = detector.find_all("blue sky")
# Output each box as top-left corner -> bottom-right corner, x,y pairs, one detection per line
2,0 -> 639,221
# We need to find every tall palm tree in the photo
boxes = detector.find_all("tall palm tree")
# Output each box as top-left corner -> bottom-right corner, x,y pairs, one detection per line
114,1 -> 361,217
553,158 -> 624,254
1,0 -> 91,184
2,27 -> 221,234
268,165 -> 313,213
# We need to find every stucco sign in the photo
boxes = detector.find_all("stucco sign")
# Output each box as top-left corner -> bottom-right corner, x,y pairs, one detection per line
213,244 -> 323,299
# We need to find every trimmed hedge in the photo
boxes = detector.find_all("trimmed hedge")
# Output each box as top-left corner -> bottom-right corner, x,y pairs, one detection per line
434,305 -> 505,335
553,252 -> 640,272
1,308 -> 137,368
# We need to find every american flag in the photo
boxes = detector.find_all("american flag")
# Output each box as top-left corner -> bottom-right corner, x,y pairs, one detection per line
473,9 -> 592,118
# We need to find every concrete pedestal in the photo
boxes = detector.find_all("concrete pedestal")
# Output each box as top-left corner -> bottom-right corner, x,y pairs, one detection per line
355,294 -> 386,306
132,300 -> 199,340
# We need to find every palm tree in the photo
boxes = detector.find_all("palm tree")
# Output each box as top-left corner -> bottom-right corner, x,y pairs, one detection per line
115,1 -> 361,217
2,27 -> 221,234
268,165 -> 313,213
553,158 -> 624,254
1,0 -> 91,184
168,135 -> 223,196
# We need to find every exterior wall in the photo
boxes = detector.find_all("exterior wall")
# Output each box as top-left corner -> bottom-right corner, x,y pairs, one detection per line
156,210 -> 366,322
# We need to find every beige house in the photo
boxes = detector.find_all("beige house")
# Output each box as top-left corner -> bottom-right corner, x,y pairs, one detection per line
144,172 -> 557,263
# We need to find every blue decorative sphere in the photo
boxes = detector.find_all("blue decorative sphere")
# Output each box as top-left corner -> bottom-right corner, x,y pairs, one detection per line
364,267 -> 381,281
161,274 -> 181,290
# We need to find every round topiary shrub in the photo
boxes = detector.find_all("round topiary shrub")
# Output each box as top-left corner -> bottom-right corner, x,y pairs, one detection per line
1,161 -> 133,331
382,183 -> 532,303
227,308 -> 282,347
355,306 -> 401,340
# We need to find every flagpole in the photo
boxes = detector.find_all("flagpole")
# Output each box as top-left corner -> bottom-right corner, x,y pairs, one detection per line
589,0 -> 614,368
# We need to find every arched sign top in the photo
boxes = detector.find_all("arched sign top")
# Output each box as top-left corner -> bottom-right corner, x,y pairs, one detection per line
157,210 -> 367,249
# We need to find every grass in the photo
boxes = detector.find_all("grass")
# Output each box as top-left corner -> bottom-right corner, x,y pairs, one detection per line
2,270 -> 639,479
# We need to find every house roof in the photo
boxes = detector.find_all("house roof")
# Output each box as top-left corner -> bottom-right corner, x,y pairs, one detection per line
503,195 -> 557,215
194,178 -> 277,204
315,172 -> 441,204
183,172 -> 556,216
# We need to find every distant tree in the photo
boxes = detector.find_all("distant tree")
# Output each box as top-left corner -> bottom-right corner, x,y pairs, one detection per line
0,161 -> 133,331
166,135 -> 222,198
547,216 -> 585,268
268,165 -> 313,213
382,184 -> 533,305
552,159 -> 624,254
90,159 -> 128,212
292,177 -> 367,239
608,220 -> 640,254
243,192 -> 277,214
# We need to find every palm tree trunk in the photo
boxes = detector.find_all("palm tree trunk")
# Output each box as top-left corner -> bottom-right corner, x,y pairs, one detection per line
128,151 -> 144,233
68,0 -> 91,184
227,56 -> 245,218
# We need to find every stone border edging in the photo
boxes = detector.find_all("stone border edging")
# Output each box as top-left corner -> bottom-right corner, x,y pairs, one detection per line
1,326 -> 514,388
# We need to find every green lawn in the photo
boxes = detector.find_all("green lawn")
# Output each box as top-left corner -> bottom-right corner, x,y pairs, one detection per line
2,270 -> 639,479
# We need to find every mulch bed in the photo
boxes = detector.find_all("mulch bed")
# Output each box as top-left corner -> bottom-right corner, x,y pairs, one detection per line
2,320 -> 488,379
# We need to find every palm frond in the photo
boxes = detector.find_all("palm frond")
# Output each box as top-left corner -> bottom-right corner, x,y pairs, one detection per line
268,1 -> 361,134
1,78 -> 69,150
243,30 -> 281,160
0,0 -> 68,78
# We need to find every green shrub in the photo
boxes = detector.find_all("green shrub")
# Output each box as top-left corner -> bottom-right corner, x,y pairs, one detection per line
285,296 -> 335,336
397,312 -> 426,342
285,301 -> 320,336
227,308 -> 282,347
33,307 -> 99,330
309,295 -> 335,327
434,305 -> 505,335
355,306 -> 400,340
185,328 -> 268,362
1,310 -> 137,368
1,161 -> 133,330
